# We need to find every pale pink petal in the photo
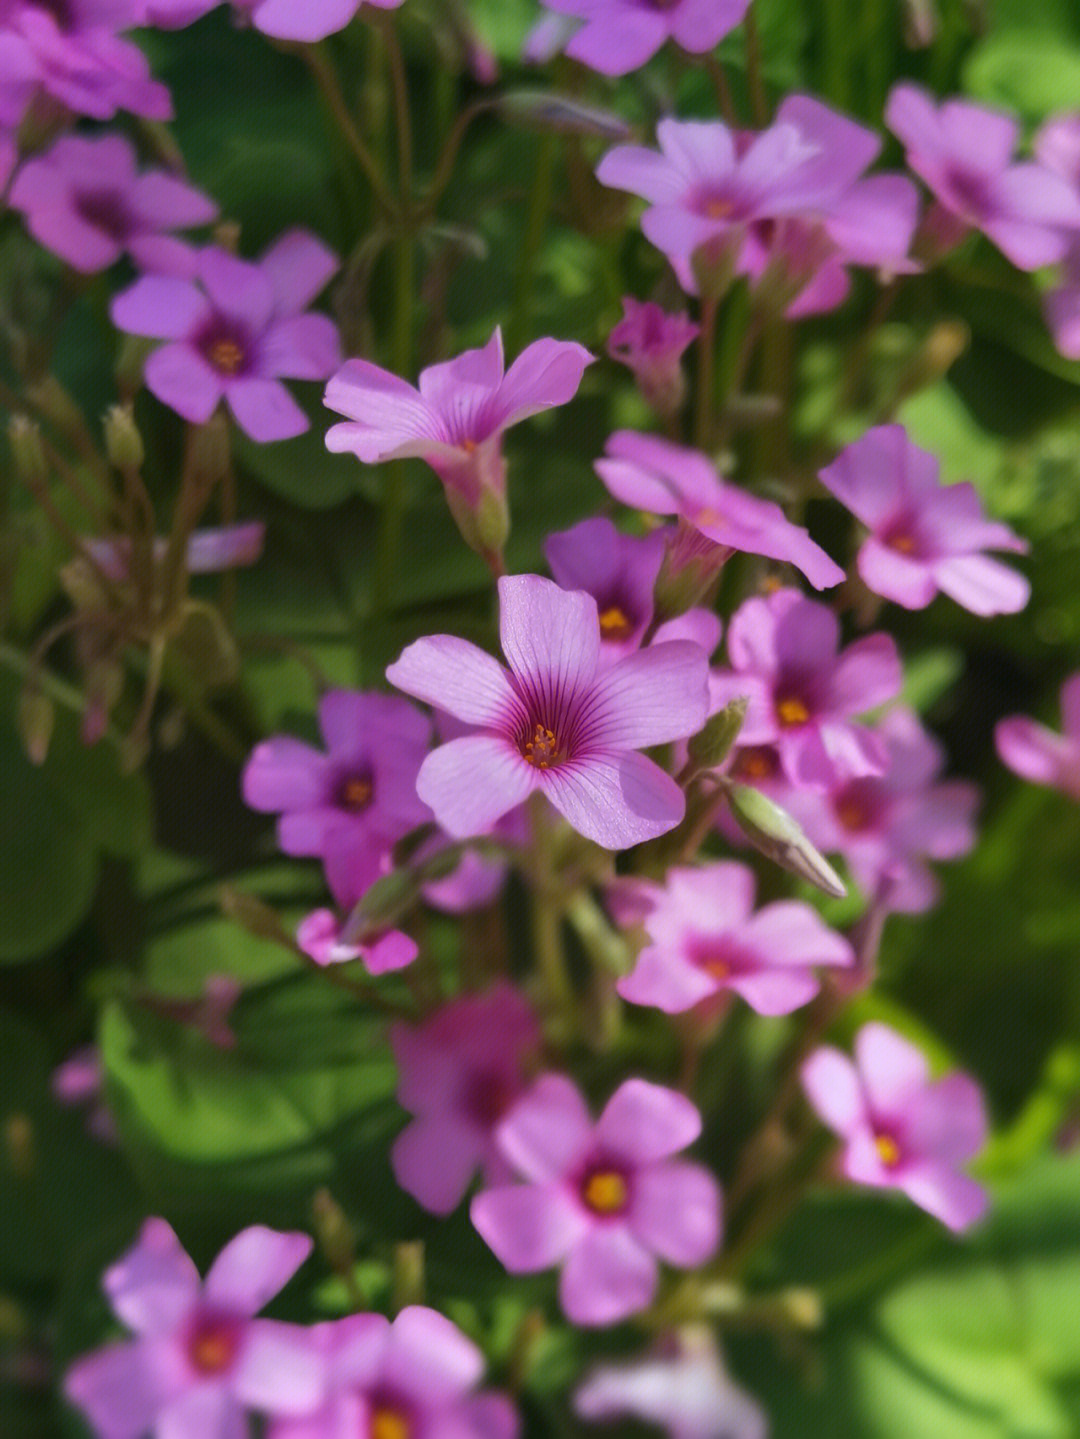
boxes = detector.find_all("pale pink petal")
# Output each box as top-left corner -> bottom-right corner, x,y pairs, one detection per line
489,336 -> 593,430
540,751 -> 684,849
905,1073 -> 987,1164
857,537 -> 939,609
828,633 -> 903,716
156,1383 -> 246,1439
416,736 -> 537,838
495,1074 -> 594,1181
233,1321 -> 327,1415
186,522 -> 265,573
242,737 -> 333,812
391,1113 -> 485,1215
559,1227 -> 657,1326
64,1340 -> 169,1439
629,1161 -> 721,1265
728,968 -> 821,1015
259,229 -> 339,312
203,1227 -> 312,1316
324,361 -> 442,460
586,642 -> 708,750
931,553 -> 1030,616
259,314 -> 342,381
103,1218 -> 200,1336
616,946 -> 717,1013
995,716 -> 1072,786
855,1024 -> 929,1118
497,574 -> 600,703
198,248 -> 274,332
596,1079 -> 701,1163
595,144 -> 690,205
387,635 -> 521,728
801,1047 -> 864,1137
564,10 -> 667,75
470,1184 -> 588,1270
898,1163 -> 989,1232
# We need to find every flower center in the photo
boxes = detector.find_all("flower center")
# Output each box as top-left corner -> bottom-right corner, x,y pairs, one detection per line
465,1068 -> 516,1128
702,196 -> 735,220
208,337 -> 246,374
837,799 -> 867,831
598,605 -> 633,639
461,437 -> 478,453
74,189 -> 130,240
694,505 -> 723,530
371,1407 -> 411,1439
187,1318 -> 239,1376
338,773 -> 374,812
732,747 -> 778,781
874,1133 -> 901,1167
776,696 -> 810,727
521,723 -> 562,769
889,532 -> 917,555
582,1169 -> 629,1215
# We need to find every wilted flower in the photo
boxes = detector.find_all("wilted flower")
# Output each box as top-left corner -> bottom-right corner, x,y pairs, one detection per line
241,690 -> 433,908
802,1022 -> 989,1231
472,1075 -> 721,1326
64,1220 -> 323,1437
386,574 -> 709,850
389,985 -> 541,1214
143,0 -> 403,39
296,907 -> 418,973
819,424 -> 1029,614
617,860 -> 852,1014
111,231 -> 341,441
9,132 -> 216,275
996,672 -> 1080,800
266,1307 -> 518,1439
607,297 -> 699,415
537,0 -> 751,77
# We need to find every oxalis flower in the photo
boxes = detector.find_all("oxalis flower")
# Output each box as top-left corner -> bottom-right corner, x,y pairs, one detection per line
386,574 -> 709,850
818,424 -> 1029,615
996,671 -> 1080,801
537,0 -> 751,78
143,0 -> 403,41
802,1022 -> 989,1231
472,1075 -> 721,1326
64,1220 -> 324,1437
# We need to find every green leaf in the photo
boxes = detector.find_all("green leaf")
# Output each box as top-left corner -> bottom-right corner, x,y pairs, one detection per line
964,32 -> 1080,121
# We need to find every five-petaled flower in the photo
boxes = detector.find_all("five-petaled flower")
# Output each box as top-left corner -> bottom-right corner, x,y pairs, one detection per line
996,671 -> 1080,801
386,573 -> 709,850
143,0 -> 404,39
536,0 -> 751,78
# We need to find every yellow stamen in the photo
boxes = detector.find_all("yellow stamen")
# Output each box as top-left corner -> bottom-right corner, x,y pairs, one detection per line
874,1134 -> 901,1167
208,337 -> 245,374
188,1327 -> 236,1375
371,1409 -> 411,1439
703,197 -> 733,219
694,505 -> 723,530
777,697 -> 810,727
599,605 -> 633,639
890,533 -> 917,554
583,1170 -> 628,1214
522,724 -> 560,769
341,776 -> 373,810
837,800 -> 865,831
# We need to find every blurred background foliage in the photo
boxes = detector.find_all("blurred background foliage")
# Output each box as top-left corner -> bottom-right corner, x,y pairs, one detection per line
2,0 -> 1080,1434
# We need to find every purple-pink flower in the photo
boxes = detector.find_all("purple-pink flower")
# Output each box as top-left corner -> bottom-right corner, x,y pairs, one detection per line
144,0 -> 403,40
538,0 -> 750,77
885,83 -> 1080,270
708,587 -> 903,788
787,707 -> 979,914
607,296 -> 698,415
996,672 -> 1080,801
802,1022 -> 989,1231
617,860 -> 853,1015
819,424 -> 1029,614
296,907 -> 418,974
64,1219 -> 324,1438
53,1044 -> 117,1143
1031,115 -> 1080,357
472,1075 -> 721,1326
389,985 -> 541,1214
81,519 -> 265,582
596,431 -> 844,592
266,1307 -> 518,1439
9,132 -> 215,275
575,1328 -> 766,1439
110,231 -> 341,441
242,689 -> 433,909
386,573 -> 709,850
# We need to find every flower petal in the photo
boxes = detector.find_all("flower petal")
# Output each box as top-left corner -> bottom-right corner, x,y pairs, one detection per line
541,751 -> 685,849
559,1226 -> 657,1326
801,1047 -> 864,1138
103,1218 -> 200,1336
144,343 -> 223,424
931,553 -> 1030,616
629,1160 -> 721,1266
242,737 -> 333,813
381,1307 -> 484,1404
203,1227 -> 312,1316
496,1073 -> 594,1181
258,228 -> 339,312
416,736 -> 537,839
387,635 -> 520,728
596,1079 -> 702,1163
497,574 -> 600,710
64,1339 -> 170,1439
487,336 -> 593,431
855,1023 -> 929,1119
391,1113 -> 485,1215
110,275 -> 209,339
586,641 -> 708,750
156,1383 -> 247,1439
898,1163 -> 989,1232
471,1183 -> 588,1271
226,377 -> 309,442
233,1320 -> 327,1416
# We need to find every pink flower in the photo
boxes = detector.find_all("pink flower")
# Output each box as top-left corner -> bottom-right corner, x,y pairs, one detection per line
110,231 -> 341,441
266,1307 -> 518,1439
996,672 -> 1080,800
885,83 -> 1080,270
296,907 -> 418,974
802,1022 -> 989,1231
538,0 -> 750,77
595,431 -> 844,592
617,860 -> 852,1015
143,0 -> 403,39
607,296 -> 698,415
708,588 -> 903,788
9,132 -> 215,275
81,520 -> 265,582
386,573 -> 709,850
575,1328 -> 766,1439
324,328 -> 592,553
818,424 -> 1029,614
472,1075 -> 721,1326
64,1219 -> 324,1438
389,985 -> 541,1214
787,707 -> 979,913
0,1 -> 171,122
53,1045 -> 117,1143
1031,116 -> 1080,357
241,690 -> 433,909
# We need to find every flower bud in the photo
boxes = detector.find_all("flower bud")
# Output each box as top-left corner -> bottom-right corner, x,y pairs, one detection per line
686,697 -> 748,774
103,403 -> 145,473
312,1188 -> 357,1275
17,689 -> 53,765
496,91 -> 632,141
341,868 -> 417,944
727,783 -> 847,898
7,416 -> 49,489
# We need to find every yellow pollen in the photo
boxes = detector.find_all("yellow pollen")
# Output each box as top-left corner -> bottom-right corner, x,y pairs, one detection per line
599,605 -> 632,638
837,800 -> 865,831
890,533 -> 917,554
735,749 -> 773,781
777,697 -> 810,727
523,723 -> 560,769
703,957 -> 729,979
583,1170 -> 628,1214
694,506 -> 723,530
341,776 -> 373,810
371,1408 -> 411,1439
209,337 -> 245,374
874,1134 -> 901,1167
189,1327 -> 236,1375
703,197 -> 733,219
461,437 -> 478,453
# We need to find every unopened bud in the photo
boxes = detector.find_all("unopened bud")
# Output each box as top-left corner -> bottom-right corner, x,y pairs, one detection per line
170,600 -> 240,690
692,228 -> 744,303
218,885 -> 293,946
392,1240 -> 425,1311
895,319 -> 969,403
312,1188 -> 357,1275
17,690 -> 54,765
7,416 -> 49,488
4,1112 -> 35,1178
183,412 -> 232,501
686,697 -> 748,773
474,484 -> 510,557
496,90 -> 632,141
103,403 -> 145,472
341,868 -> 417,944
727,783 -> 847,898
115,334 -> 156,400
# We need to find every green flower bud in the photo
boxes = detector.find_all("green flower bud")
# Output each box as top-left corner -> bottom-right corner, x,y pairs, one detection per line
727,783 -> 847,898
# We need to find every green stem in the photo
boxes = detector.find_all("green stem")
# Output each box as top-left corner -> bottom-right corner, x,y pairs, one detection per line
303,45 -> 397,216
528,794 -> 576,1027
694,293 -> 720,452
509,136 -> 556,356
744,5 -> 769,124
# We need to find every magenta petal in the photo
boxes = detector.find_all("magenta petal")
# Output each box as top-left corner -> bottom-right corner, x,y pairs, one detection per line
541,751 -> 685,849
488,336 -> 593,430
855,1024 -> 928,1116
233,1320 -> 327,1415
906,1073 -> 987,1164
226,377 -> 309,442
186,522 -> 265,573
110,275 -> 210,339
828,633 -> 903,716
362,929 -> 418,975
129,169 -> 217,228
156,1383 -> 246,1439
103,1218 -> 200,1336
387,635 -> 520,728
198,248 -> 274,331
144,343 -> 223,424
594,144 -> 689,205
559,1226 -> 657,1326
995,717 -> 1070,786
242,737 -> 332,813
392,1113 -> 484,1214
801,1047 -> 864,1137
204,1227 -> 312,1315
253,0 -> 361,40
587,642 -> 708,749
382,1307 -> 485,1403
728,968 -> 821,1015
629,1160 -> 721,1266
596,1079 -> 701,1163
324,361 -> 440,460
931,553 -> 1030,616
858,537 -> 939,609
64,1340 -> 169,1439
470,1184 -> 587,1271
260,314 -> 342,381
318,689 -> 430,755
496,1074 -> 594,1181
259,229 -> 339,312
497,574 -> 600,702
899,1163 -> 989,1232
564,10 -> 666,75
416,736 -> 537,839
